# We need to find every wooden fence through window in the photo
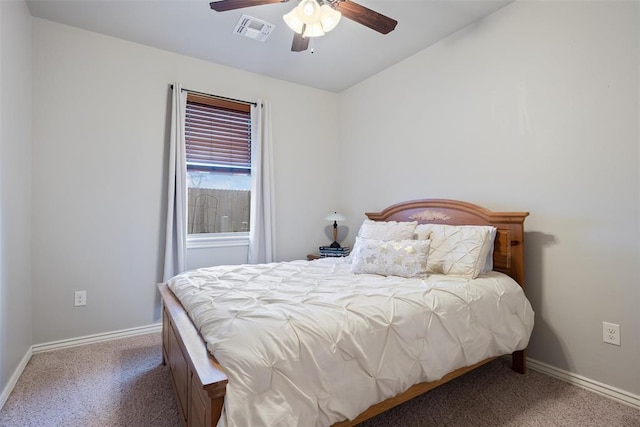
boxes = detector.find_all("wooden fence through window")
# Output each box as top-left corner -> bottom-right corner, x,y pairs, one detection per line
188,188 -> 250,234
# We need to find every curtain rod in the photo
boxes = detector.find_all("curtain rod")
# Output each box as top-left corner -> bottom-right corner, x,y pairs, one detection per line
170,84 -> 257,107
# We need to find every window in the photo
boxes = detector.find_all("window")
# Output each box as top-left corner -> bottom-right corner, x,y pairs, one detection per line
185,93 -> 252,235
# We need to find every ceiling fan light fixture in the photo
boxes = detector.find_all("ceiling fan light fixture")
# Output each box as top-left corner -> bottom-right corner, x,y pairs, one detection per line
302,21 -> 325,38
319,4 -> 341,32
298,0 -> 321,23
283,8 -> 305,34
284,0 -> 339,37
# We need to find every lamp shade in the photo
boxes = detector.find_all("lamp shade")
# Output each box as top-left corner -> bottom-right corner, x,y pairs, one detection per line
283,8 -> 305,34
303,21 -> 325,38
319,4 -> 341,32
297,0 -> 322,24
325,212 -> 346,222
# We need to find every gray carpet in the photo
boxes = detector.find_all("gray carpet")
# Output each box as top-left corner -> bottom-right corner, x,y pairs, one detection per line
1,333 -> 638,427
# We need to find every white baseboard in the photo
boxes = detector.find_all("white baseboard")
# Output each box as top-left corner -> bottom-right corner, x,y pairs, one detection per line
32,323 -> 162,354
0,346 -> 32,411
527,358 -> 640,410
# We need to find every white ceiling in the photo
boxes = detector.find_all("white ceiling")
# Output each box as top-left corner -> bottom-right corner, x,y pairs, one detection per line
26,0 -> 514,93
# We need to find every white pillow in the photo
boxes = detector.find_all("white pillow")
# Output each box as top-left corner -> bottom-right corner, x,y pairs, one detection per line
414,224 -> 433,240
483,227 -> 497,273
351,237 -> 430,278
425,224 -> 496,279
357,219 -> 417,240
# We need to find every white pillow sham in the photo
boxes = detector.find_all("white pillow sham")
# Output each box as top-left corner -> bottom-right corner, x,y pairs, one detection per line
414,224 -> 433,241
419,224 -> 496,279
357,219 -> 418,240
351,237 -> 430,278
483,227 -> 497,273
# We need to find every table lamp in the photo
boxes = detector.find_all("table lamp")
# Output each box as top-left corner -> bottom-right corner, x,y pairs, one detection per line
325,212 -> 346,248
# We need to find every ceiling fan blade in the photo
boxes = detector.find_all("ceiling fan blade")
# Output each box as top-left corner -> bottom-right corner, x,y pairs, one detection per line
291,33 -> 309,52
335,0 -> 397,35
209,0 -> 288,12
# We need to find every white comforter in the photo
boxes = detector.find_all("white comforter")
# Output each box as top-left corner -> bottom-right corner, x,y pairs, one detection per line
167,257 -> 534,427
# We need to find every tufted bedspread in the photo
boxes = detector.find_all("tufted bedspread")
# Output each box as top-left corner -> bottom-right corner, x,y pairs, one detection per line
167,256 -> 534,427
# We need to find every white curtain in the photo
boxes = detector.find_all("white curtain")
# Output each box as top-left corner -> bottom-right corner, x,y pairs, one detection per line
248,101 -> 276,264
163,82 -> 188,281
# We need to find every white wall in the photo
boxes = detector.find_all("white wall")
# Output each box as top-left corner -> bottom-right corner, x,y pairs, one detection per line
339,0 -> 639,395
31,18 -> 340,344
0,0 -> 33,401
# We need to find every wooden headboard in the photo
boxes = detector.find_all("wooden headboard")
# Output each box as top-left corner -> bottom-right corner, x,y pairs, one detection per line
365,199 -> 529,288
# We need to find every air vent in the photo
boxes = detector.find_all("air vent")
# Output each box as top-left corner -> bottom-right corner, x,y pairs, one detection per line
234,14 -> 275,42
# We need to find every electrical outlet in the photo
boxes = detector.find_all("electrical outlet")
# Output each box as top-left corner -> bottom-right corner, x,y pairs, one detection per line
603,321 -> 620,346
74,290 -> 87,307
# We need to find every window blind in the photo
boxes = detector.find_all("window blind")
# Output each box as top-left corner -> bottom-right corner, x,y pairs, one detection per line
185,93 -> 251,174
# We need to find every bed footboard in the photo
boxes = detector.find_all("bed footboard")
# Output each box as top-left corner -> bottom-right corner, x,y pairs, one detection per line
159,283 -> 227,427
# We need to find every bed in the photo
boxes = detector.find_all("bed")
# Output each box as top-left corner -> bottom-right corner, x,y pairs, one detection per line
158,199 -> 533,427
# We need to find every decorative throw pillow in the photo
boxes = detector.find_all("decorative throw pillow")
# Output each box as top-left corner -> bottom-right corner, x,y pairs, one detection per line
426,224 -> 496,279
351,237 -> 430,278
356,219 -> 418,240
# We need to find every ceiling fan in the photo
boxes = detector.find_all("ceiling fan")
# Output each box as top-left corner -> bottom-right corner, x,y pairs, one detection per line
209,0 -> 397,52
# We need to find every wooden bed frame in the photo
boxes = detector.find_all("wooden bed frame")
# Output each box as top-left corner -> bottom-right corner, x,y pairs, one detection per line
158,199 -> 529,427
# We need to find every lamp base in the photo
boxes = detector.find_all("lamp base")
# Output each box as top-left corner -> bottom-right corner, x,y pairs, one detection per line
329,241 -> 341,249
